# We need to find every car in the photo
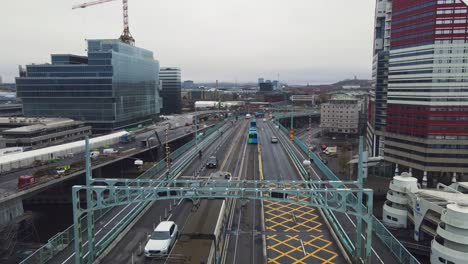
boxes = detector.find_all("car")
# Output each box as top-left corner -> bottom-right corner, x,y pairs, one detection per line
271,136 -> 279,143
206,156 -> 218,168
144,221 -> 178,257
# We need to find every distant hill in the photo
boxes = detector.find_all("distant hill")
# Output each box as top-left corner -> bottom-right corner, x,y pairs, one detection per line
332,79 -> 371,88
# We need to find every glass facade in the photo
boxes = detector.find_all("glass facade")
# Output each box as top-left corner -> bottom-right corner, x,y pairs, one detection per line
16,39 -> 161,132
159,67 -> 181,114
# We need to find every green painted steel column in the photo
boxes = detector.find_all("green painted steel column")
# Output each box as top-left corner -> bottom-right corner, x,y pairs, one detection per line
357,136 -> 363,188
356,136 -> 365,261
365,192 -> 373,263
356,191 -> 363,262
85,137 -> 95,263
290,111 -> 294,130
72,187 -> 83,264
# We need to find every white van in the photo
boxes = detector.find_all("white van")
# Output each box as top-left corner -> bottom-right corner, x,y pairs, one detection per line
102,148 -> 118,154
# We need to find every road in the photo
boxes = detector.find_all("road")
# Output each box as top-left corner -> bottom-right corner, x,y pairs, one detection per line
222,121 -> 263,264
277,123 -> 398,264
98,120 -> 246,264
47,121 -> 231,264
99,119 -> 265,264
259,121 -> 345,263
0,124 -> 208,202
46,118 -> 397,264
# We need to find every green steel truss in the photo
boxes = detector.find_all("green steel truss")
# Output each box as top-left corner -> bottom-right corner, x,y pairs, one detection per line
72,178 -> 373,263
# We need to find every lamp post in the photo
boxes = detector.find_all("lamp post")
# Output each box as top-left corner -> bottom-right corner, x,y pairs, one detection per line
195,112 -> 198,151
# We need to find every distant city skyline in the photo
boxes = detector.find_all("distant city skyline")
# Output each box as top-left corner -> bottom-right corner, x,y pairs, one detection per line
1,0 -> 375,84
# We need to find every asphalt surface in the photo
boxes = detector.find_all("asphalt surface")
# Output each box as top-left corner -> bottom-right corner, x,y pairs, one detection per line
258,121 -> 345,264
46,118 -> 398,264
98,119 -> 250,264
223,121 -> 263,264
282,126 -> 398,264
46,121 -> 231,264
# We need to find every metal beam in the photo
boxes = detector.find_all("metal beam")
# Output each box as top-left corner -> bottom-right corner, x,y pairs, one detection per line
72,179 -> 374,263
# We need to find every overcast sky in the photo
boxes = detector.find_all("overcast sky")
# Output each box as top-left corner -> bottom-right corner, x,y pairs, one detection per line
0,0 -> 375,84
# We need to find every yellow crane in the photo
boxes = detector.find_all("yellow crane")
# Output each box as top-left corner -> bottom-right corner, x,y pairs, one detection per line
73,0 -> 135,45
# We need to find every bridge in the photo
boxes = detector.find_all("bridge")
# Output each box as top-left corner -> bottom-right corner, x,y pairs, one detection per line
0,114 -> 227,206
16,113 -> 419,264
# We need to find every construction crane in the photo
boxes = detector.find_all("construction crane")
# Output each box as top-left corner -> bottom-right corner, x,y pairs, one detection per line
73,0 -> 135,45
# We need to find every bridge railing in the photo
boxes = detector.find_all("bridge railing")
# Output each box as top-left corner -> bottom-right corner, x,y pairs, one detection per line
19,120 -> 230,264
274,119 -> 420,264
91,120 -> 231,258
18,208 -> 108,264
271,121 -> 356,254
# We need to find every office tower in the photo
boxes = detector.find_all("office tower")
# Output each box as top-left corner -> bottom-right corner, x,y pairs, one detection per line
259,82 -> 274,92
366,0 -> 392,157
385,0 -> 468,183
16,39 -> 161,132
182,80 -> 195,89
160,67 -> 182,114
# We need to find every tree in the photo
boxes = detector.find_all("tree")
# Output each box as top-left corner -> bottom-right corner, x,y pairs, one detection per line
315,94 -> 329,105
338,152 -> 350,174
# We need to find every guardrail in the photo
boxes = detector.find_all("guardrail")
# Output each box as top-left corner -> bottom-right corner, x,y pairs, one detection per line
94,121 -> 231,257
274,119 -> 420,264
19,120 -> 230,264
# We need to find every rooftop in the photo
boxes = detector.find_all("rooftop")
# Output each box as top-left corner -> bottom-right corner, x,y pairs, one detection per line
0,117 -> 84,134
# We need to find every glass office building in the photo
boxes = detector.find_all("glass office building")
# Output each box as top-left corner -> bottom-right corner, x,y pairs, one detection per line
16,39 -> 161,132
159,67 -> 181,114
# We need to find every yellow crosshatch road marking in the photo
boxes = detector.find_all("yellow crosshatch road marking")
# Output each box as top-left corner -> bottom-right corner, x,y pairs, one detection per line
263,198 -> 340,264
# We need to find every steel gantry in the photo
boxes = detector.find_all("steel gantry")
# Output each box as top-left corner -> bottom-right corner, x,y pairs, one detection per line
72,177 -> 374,263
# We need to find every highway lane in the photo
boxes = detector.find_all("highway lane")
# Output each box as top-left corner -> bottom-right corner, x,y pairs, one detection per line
223,120 -> 264,264
47,122 -> 232,264
259,121 -> 345,263
98,120 -> 247,264
273,122 -> 398,264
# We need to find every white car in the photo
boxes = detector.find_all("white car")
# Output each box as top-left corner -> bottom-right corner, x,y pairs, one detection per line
144,221 -> 178,257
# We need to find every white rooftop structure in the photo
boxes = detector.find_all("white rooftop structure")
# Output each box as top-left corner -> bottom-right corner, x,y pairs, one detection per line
0,131 -> 127,174
0,117 -> 83,134
383,172 -> 468,264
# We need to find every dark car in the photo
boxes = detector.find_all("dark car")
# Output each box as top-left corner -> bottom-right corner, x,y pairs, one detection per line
206,156 -> 218,168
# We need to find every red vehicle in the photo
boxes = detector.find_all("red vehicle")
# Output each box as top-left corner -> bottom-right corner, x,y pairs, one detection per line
18,176 -> 35,189
321,144 -> 328,151
185,122 -> 193,126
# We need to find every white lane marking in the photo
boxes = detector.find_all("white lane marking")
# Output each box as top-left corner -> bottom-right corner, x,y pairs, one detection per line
284,132 -> 385,264
344,214 -> 384,264
61,201 -> 135,263
62,128 -> 227,263
230,125 -> 249,264
232,206 -> 243,264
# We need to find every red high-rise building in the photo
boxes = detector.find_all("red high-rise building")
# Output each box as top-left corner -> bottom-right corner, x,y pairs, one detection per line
384,0 -> 468,183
